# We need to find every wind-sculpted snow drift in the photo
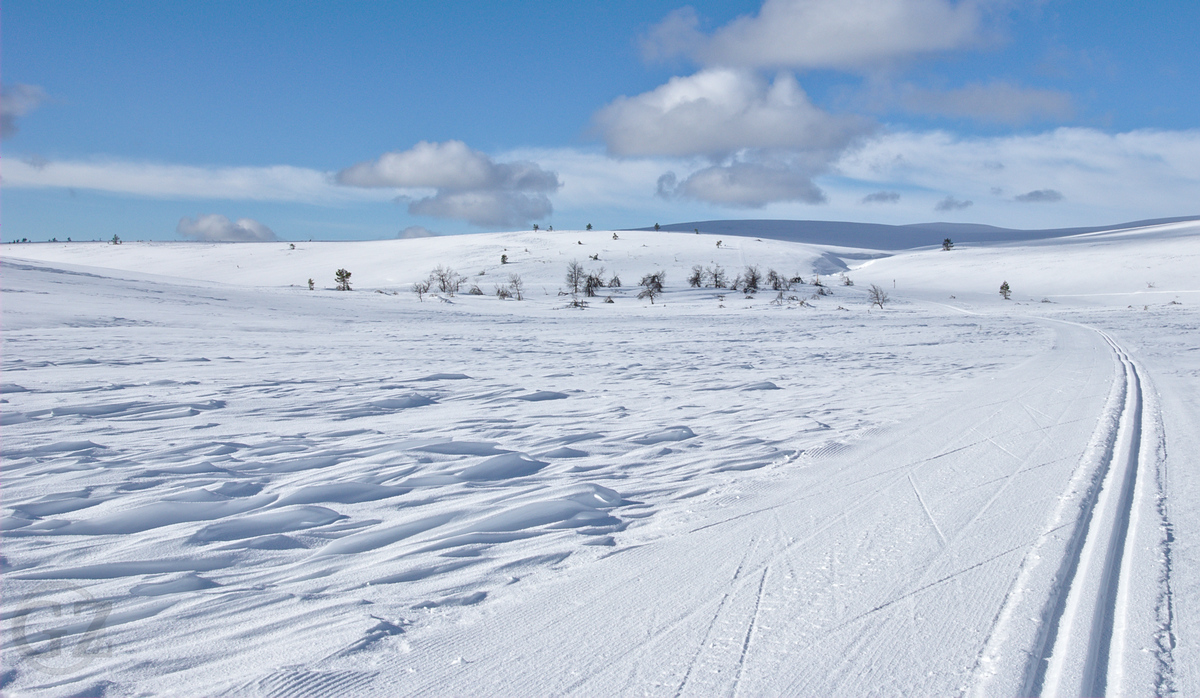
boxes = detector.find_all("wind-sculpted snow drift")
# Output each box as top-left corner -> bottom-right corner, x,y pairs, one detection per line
2,221 -> 1198,696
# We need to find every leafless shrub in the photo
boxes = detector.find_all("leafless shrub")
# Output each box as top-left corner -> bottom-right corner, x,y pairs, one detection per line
638,271 -> 666,304
431,266 -> 462,295
566,260 -> 584,294
868,283 -> 888,308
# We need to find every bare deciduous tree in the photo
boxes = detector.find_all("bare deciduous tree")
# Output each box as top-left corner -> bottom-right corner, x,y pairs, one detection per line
584,268 -> 606,297
412,279 -> 430,301
707,265 -> 727,289
638,271 -> 666,304
868,283 -> 888,308
743,265 -> 761,293
565,260 -> 584,294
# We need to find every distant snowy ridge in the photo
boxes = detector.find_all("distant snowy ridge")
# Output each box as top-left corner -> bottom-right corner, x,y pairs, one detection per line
635,215 -> 1200,250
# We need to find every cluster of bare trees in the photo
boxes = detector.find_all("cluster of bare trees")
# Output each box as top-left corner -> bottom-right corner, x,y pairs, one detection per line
566,260 -> 621,298
688,264 -> 808,294
411,265 -> 523,301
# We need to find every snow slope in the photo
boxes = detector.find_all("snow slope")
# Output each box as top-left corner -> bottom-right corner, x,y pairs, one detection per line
2,220 -> 1197,696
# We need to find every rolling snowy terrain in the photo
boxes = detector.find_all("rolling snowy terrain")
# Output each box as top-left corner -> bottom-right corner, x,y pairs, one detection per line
3,220 -> 1199,696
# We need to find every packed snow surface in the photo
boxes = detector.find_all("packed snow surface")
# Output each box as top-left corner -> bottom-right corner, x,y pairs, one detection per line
3,221 -> 1199,696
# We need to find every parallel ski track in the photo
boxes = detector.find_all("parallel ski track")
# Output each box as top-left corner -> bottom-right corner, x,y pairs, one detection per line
1023,328 -> 1156,697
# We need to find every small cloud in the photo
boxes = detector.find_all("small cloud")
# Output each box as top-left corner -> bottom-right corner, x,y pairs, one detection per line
177,214 -> 279,242
338,140 -> 560,227
1015,189 -> 1064,203
398,225 -> 436,239
2,83 -> 49,138
935,196 -> 973,212
641,0 -> 986,71
408,190 -> 552,228
674,162 -> 826,208
656,172 -> 678,199
861,190 -> 900,204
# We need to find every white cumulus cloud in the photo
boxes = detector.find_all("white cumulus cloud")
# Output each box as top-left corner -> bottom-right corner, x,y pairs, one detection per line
177,214 -> 280,242
337,140 -> 561,227
595,69 -> 870,207
596,69 -> 869,159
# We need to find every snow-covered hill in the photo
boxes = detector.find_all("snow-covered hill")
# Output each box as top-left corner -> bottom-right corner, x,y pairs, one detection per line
2,220 -> 1198,696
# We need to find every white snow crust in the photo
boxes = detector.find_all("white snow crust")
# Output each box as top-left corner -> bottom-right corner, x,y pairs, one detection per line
2,221 -> 1198,696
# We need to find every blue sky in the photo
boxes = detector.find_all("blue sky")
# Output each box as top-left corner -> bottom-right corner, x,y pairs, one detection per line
3,0 -> 1198,242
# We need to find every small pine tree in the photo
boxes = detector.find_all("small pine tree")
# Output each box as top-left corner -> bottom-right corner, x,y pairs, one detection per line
586,223 -> 593,230
533,224 -> 539,232
942,238 -> 954,251
335,268 -> 352,291
654,223 -> 661,231
1000,281 -> 1011,300
111,234 -> 121,245
307,278 -> 315,290
501,253 -> 508,264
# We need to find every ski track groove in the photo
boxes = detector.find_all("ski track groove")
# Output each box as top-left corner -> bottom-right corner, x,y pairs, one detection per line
731,566 -> 769,698
1002,325 -> 1168,698
908,473 -> 947,548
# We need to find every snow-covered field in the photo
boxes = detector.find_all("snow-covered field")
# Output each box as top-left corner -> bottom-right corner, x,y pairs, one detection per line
3,221 -> 1198,696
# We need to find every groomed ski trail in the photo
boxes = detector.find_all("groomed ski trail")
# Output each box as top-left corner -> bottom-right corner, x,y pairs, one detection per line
969,323 -> 1174,698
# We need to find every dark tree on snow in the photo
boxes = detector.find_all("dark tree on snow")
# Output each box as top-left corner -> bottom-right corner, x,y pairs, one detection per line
638,271 -> 666,304
565,260 -> 584,294
1000,281 -> 1012,300
335,268 -> 352,291
742,265 -> 762,293
868,284 -> 888,308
